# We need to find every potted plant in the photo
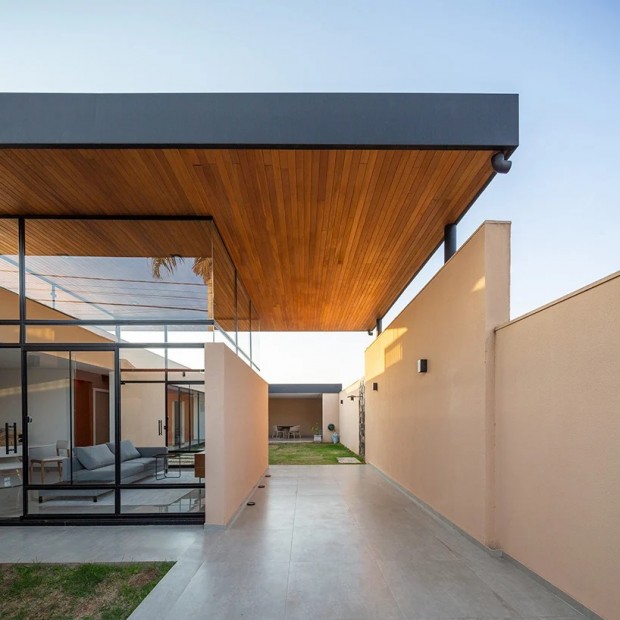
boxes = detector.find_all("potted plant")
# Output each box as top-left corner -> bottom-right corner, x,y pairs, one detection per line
327,423 -> 340,444
311,423 -> 322,443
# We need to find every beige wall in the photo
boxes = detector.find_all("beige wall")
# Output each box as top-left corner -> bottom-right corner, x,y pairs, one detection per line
322,393 -> 339,442
364,222 -> 510,545
205,343 -> 268,526
339,381 -> 361,454
121,382 -> 166,448
495,272 -> 620,620
269,397 -> 321,437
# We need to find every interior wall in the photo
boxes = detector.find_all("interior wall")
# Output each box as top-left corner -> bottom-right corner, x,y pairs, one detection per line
205,343 -> 268,526
268,397 -> 321,437
321,393 -> 339,443
121,382 -> 166,448
495,272 -> 620,620
338,381 -> 361,454
364,222 -> 510,544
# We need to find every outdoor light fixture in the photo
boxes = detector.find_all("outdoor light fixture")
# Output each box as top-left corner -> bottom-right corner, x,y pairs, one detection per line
340,399 -> 343,404
491,152 -> 512,174
372,382 -> 378,391
417,359 -> 428,373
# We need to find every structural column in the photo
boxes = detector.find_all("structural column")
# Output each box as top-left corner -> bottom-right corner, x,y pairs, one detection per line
444,223 -> 457,262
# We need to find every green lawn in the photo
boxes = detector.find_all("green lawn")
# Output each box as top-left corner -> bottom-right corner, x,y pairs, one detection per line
269,442 -> 363,465
0,562 -> 173,620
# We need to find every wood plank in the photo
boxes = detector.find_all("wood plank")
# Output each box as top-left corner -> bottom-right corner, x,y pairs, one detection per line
0,148 -> 497,330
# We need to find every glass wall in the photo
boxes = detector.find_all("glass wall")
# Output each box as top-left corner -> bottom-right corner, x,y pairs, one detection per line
26,349 -> 116,516
0,219 -> 19,343
0,348 -> 22,519
0,217 -> 259,523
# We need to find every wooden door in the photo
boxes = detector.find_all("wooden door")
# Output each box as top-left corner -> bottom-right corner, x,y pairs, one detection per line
93,389 -> 110,444
73,379 -> 93,446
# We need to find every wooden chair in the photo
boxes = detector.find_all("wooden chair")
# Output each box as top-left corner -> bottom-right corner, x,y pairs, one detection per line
56,440 -> 71,457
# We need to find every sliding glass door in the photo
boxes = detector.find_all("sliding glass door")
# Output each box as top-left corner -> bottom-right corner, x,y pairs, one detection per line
25,349 -> 116,517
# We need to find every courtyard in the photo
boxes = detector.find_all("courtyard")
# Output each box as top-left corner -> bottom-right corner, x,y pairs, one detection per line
0,465 -> 586,620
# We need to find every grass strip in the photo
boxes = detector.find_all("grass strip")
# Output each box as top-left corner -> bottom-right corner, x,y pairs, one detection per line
0,561 -> 173,620
269,442 -> 363,465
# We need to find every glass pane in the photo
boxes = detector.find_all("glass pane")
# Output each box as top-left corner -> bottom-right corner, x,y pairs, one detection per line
251,302 -> 260,368
212,228 -> 236,347
121,486 -> 204,514
237,280 -> 251,358
25,219 -> 213,322
28,488 -> 115,515
166,384 -> 205,452
118,325 -> 165,344
166,348 -> 205,375
27,324 -> 118,344
27,350 -> 116,487
0,219 -> 19,321
0,348 -> 23,519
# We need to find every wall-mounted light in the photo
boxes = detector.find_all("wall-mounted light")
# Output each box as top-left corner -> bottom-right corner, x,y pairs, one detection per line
372,382 -> 378,391
340,399 -> 343,404
417,359 -> 428,373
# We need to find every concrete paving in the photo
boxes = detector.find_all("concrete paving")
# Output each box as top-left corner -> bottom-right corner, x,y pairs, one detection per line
0,465 -> 587,619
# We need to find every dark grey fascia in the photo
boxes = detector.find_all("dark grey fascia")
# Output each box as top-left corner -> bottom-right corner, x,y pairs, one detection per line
269,384 -> 343,395
0,93 -> 518,151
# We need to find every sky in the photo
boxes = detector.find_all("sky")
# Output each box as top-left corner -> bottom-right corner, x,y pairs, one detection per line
1,1 -> 618,387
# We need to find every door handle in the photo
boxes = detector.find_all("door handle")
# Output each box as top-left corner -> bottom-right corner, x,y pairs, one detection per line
158,420 -> 163,436
4,422 -> 17,454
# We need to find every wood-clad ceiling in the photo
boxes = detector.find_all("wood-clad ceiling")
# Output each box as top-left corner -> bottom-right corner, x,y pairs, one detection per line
0,147 -> 494,330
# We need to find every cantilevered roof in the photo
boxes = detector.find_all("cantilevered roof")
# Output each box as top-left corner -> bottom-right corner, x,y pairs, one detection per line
0,93 -> 518,331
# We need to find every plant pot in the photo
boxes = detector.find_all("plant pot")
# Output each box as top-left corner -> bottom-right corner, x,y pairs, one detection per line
313,434 -> 322,443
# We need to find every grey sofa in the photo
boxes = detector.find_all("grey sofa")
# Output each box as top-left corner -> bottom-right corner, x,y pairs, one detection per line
62,439 -> 167,483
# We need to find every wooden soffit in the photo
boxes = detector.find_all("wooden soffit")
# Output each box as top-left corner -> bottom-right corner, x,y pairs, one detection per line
0,93 -> 519,331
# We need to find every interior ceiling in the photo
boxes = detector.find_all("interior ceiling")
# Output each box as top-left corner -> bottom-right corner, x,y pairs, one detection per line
0,147 -> 495,331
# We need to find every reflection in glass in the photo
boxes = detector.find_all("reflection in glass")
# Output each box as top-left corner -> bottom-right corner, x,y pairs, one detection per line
27,350 -> 115,491
25,219 -> 213,322
26,324 -> 118,344
121,487 -> 205,514
28,489 -> 115,515
0,348 -> 22,519
237,279 -> 251,359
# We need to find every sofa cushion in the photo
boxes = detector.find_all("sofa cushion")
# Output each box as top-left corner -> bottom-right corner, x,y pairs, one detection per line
118,439 -> 141,461
74,463 -> 115,482
75,444 -> 115,470
119,461 -> 145,478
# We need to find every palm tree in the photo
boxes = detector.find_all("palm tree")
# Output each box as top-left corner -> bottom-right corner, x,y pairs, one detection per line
151,256 -> 213,316
150,256 -> 213,285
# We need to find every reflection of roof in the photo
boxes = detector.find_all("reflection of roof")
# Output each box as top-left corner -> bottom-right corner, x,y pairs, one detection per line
25,256 -> 208,322
0,93 -> 519,331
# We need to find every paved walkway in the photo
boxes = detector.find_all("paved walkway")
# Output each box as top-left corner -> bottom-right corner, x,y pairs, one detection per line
132,465 -> 584,620
0,465 -> 586,619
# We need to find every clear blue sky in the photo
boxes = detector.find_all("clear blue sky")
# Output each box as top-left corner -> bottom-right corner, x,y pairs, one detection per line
1,1 -> 618,386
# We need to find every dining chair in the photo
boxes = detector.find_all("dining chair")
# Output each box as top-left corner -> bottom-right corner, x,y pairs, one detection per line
289,425 -> 301,439
272,425 -> 285,439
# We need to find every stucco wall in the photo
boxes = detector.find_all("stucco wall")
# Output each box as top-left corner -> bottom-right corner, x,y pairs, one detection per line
339,381 -> 361,454
495,272 -> 620,620
205,343 -> 268,526
364,222 -> 510,544
321,393 -> 339,443
268,397 -> 321,437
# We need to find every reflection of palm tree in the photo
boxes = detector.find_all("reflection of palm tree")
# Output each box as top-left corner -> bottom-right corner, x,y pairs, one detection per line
151,256 -> 213,316
150,256 -> 213,284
